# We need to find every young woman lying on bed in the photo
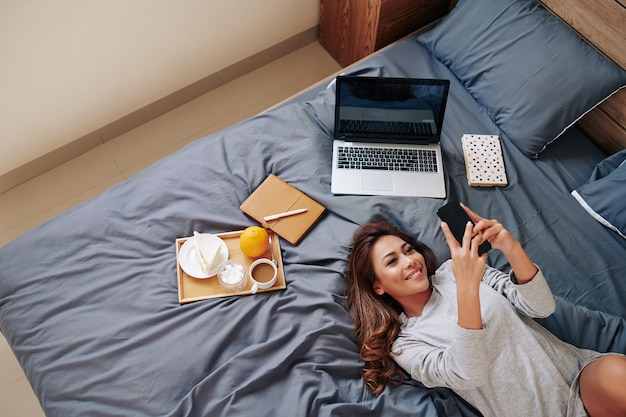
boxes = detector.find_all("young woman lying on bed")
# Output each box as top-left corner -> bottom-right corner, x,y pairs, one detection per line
346,205 -> 626,417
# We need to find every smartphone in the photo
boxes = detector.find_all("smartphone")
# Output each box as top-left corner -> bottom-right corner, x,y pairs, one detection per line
436,201 -> 491,255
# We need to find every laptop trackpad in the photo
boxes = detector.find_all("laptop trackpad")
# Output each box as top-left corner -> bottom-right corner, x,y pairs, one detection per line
362,173 -> 394,191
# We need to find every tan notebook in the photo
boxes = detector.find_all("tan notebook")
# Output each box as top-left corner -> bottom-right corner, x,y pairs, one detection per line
461,134 -> 508,187
240,174 -> 326,245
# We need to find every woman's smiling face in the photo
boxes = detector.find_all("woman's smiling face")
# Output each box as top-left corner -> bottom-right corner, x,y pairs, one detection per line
370,235 -> 431,301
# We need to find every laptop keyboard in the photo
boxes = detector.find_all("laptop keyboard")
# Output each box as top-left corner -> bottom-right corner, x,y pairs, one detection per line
337,146 -> 438,172
339,120 -> 434,137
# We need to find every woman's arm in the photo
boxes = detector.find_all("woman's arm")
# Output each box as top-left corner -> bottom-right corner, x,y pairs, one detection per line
392,325 -> 489,390
441,205 -> 555,323
461,204 -> 556,317
440,220 -> 486,330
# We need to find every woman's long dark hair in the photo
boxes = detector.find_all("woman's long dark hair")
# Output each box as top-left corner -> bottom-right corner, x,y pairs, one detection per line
345,220 -> 437,394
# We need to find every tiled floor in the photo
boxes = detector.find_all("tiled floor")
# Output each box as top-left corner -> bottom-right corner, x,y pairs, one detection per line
0,41 -> 341,416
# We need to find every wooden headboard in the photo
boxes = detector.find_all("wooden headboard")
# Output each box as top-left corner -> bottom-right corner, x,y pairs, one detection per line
540,0 -> 626,154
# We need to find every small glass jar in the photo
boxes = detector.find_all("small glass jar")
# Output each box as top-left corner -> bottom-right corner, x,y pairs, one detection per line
217,259 -> 247,293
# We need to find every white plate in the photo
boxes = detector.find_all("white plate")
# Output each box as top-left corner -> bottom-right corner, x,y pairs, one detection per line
179,234 -> 229,279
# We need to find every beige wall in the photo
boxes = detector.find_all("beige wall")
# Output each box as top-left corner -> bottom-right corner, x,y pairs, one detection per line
0,0 -> 320,178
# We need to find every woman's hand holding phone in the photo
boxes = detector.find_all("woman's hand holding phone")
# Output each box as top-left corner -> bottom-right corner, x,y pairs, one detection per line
440,218 -> 485,330
437,201 -> 491,255
439,202 -> 538,284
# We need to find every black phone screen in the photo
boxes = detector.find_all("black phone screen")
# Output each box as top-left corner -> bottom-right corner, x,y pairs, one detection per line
436,201 -> 491,255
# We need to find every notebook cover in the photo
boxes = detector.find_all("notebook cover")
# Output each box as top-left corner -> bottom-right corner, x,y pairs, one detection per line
240,174 -> 326,245
461,134 -> 508,187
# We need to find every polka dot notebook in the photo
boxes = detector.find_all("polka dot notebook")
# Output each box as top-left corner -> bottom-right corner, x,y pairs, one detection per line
461,134 -> 508,187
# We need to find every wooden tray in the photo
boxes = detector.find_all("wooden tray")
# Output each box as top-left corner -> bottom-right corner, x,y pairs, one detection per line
176,230 -> 285,304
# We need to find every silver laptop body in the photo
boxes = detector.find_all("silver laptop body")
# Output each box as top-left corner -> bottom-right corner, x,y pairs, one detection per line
331,76 -> 450,198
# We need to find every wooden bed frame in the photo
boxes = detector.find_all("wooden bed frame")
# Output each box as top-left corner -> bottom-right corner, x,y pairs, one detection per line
541,0 -> 626,154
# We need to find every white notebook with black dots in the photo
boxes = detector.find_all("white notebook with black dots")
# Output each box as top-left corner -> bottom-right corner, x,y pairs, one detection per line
461,134 -> 508,187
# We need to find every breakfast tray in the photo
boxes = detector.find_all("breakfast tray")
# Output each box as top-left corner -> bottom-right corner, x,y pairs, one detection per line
175,229 -> 286,304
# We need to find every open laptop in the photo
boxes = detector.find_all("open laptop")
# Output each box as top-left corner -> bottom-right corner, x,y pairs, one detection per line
331,76 -> 450,198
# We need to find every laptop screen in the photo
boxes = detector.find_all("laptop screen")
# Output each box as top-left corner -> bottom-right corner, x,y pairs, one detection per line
334,76 -> 450,144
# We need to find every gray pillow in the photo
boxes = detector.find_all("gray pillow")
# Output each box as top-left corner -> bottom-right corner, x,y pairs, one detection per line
417,0 -> 626,158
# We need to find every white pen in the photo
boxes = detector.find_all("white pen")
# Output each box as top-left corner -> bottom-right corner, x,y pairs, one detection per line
264,208 -> 308,222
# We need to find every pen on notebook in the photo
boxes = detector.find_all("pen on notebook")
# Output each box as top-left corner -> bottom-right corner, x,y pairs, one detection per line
264,208 -> 308,222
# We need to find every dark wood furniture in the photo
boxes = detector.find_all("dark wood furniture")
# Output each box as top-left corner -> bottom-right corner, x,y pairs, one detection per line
319,0 -> 452,67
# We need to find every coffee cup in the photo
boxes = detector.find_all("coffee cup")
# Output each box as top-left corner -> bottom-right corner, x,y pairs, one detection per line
249,258 -> 278,294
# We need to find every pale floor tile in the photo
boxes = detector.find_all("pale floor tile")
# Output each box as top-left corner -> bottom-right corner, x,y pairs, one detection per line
0,334 -> 42,417
223,42 -> 339,114
111,42 -> 340,180
0,377 -> 44,417
0,40 -> 340,415
0,334 -> 24,390
0,174 -> 124,247
105,86 -> 242,173
120,113 -> 243,179
0,145 -> 120,235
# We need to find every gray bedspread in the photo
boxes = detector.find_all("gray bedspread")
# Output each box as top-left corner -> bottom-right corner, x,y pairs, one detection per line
1,38 -> 625,417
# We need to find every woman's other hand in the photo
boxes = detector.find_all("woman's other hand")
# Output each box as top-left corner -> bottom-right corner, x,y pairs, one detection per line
460,204 -> 538,284
461,204 -> 518,253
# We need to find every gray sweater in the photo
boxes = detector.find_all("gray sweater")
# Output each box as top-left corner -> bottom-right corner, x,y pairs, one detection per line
392,260 -> 600,417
